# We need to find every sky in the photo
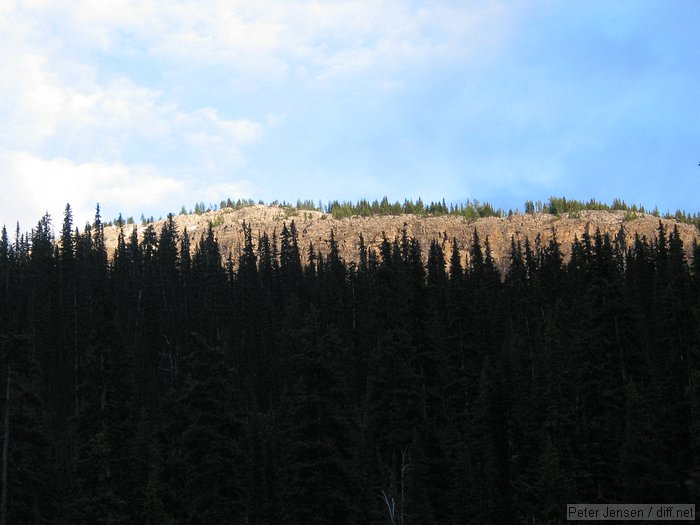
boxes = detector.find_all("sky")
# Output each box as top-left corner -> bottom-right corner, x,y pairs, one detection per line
1,0 -> 699,231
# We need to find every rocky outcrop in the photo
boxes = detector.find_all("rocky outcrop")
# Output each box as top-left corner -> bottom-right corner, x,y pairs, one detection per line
103,205 -> 699,273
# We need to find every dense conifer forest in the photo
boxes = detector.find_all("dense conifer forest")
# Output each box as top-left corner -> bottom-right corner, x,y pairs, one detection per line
1,203 -> 699,523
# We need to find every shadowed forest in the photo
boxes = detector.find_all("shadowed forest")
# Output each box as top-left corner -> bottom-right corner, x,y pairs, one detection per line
1,204 -> 699,524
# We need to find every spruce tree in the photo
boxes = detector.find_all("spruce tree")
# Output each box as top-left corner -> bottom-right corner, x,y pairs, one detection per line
278,314 -> 358,524
0,334 -> 54,523
178,333 -> 246,523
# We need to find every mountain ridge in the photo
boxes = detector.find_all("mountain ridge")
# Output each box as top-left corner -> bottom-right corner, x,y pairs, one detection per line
103,204 -> 700,274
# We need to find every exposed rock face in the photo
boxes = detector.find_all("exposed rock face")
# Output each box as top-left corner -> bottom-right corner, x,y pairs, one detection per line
103,205 -> 699,273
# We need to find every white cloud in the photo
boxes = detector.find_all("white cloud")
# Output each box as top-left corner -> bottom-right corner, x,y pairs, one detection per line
0,1 -> 273,232
7,1 -> 517,81
0,2 -> 267,157
0,151 -> 255,231
0,49 -> 262,161
0,152 -> 184,229
193,181 -> 254,205
178,108 -> 262,144
0,1 -> 516,157
0,1 -> 524,232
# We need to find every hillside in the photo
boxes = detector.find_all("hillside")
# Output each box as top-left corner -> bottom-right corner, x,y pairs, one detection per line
6,202 -> 700,523
104,205 -> 700,272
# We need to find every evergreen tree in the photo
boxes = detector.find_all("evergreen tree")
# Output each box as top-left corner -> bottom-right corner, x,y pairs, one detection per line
280,221 -> 303,297
0,202 -> 697,523
278,315 -> 358,524
0,227 -> 8,329
191,224 -> 226,342
178,333 -> 246,523
72,296 -> 136,524
0,334 -> 53,523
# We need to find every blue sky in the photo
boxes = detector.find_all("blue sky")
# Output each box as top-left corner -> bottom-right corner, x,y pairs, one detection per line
1,0 -> 699,230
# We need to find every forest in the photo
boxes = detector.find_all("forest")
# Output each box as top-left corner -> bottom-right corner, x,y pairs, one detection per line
0,203 -> 699,524
107,195 -> 700,230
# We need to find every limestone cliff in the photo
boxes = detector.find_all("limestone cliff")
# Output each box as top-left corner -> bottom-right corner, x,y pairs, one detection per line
104,205 -> 699,273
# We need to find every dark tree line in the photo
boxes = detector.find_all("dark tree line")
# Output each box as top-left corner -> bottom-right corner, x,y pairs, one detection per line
0,203 -> 699,524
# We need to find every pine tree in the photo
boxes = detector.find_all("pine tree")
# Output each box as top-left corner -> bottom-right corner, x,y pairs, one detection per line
278,314 -> 358,524
0,334 -> 54,523
178,333 -> 246,523
191,224 -> 226,342
156,214 -> 181,388
71,295 -> 136,524
0,227 -> 8,329
234,220 -> 260,400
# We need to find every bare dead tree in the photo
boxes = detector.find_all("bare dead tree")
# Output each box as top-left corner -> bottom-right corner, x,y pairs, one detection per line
381,489 -> 396,525
381,446 -> 411,525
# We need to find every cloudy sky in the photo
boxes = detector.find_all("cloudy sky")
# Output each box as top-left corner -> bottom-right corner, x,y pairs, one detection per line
1,0 -> 699,231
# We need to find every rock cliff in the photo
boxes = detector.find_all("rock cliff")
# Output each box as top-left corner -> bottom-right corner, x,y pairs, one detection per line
103,205 -> 699,273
